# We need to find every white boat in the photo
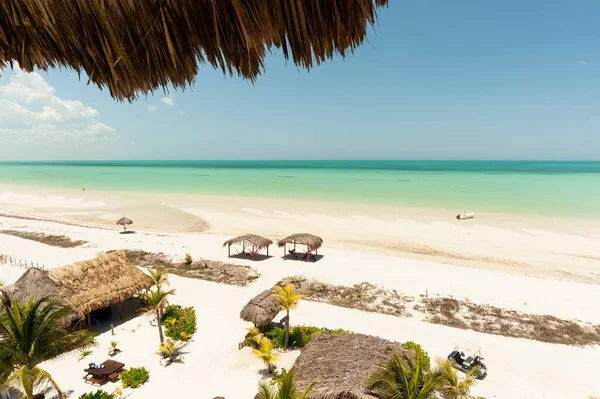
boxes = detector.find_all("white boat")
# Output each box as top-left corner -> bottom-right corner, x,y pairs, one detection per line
456,212 -> 475,220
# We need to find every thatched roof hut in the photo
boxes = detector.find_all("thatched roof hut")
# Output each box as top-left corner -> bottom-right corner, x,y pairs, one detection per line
223,234 -> 273,260
116,217 -> 133,232
278,233 -> 323,251
293,333 -> 410,399
0,1 -> 389,101
239,289 -> 280,327
0,250 -> 153,324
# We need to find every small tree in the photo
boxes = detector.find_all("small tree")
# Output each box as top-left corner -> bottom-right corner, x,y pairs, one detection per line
366,348 -> 445,399
159,339 -> 183,363
253,337 -> 279,374
247,327 -> 264,348
108,341 -> 119,356
257,368 -> 313,399
143,287 -> 176,346
437,358 -> 478,399
271,285 -> 304,349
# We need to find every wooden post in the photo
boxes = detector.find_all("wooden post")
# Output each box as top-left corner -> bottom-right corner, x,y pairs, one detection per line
306,250 -> 310,262
119,301 -> 123,320
283,244 -> 286,258
87,314 -> 91,330
111,323 -> 115,335
267,245 -> 269,257
228,244 -> 231,258
252,246 -> 256,261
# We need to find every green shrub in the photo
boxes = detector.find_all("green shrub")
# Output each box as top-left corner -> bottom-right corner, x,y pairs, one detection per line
162,305 -> 197,341
184,253 -> 193,266
120,367 -> 149,388
78,390 -> 114,399
259,325 -> 351,349
402,341 -> 431,370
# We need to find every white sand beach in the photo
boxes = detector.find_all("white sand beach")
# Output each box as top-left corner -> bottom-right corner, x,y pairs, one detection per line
1,187 -> 600,399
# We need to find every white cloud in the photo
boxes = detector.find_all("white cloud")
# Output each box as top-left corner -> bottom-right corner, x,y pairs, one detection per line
148,105 -> 158,112
0,67 -> 117,143
160,97 -> 176,107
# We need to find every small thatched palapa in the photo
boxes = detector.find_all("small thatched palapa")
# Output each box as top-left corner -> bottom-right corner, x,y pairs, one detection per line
278,233 -> 323,251
0,1 -> 388,101
223,234 -> 273,260
116,217 -> 133,232
0,268 -> 60,311
239,289 -> 279,327
293,333 -> 410,399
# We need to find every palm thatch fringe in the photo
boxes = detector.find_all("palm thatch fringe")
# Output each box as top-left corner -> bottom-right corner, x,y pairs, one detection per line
48,250 -> 153,317
223,234 -> 273,250
277,233 -> 323,251
0,0 -> 389,101
239,289 -> 279,327
293,333 -> 411,399
0,268 -> 60,310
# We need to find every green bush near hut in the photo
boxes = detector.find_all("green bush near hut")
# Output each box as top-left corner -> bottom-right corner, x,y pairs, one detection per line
120,367 -> 149,388
258,325 -> 351,349
162,305 -> 197,341
402,341 -> 431,371
78,390 -> 114,399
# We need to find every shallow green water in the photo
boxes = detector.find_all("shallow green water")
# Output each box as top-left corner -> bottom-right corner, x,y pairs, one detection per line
0,161 -> 599,218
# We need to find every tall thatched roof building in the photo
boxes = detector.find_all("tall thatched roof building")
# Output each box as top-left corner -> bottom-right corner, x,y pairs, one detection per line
0,250 -> 153,325
223,234 -> 273,260
0,1 -> 389,101
240,289 -> 280,327
293,333 -> 411,399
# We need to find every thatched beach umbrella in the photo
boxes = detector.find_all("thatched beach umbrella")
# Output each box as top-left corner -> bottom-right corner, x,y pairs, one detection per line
116,217 -> 133,232
278,233 -> 323,261
293,333 -> 411,399
0,0 -> 389,102
223,234 -> 273,260
240,289 -> 280,327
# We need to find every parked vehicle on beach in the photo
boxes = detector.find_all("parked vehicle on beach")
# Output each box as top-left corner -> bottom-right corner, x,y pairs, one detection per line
447,341 -> 487,379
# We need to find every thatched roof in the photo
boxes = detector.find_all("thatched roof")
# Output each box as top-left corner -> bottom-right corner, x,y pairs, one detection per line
0,268 -> 60,311
278,233 -> 323,251
48,250 -> 153,316
223,234 -> 273,250
240,289 -> 279,327
0,250 -> 153,319
0,0 -> 389,101
293,333 -> 410,399
116,217 -> 133,225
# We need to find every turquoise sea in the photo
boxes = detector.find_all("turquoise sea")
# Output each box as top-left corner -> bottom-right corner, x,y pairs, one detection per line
0,161 -> 599,218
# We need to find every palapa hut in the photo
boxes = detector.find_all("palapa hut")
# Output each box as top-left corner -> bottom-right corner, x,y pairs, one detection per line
278,233 -> 323,262
293,333 -> 411,399
0,250 -> 153,328
116,217 -> 133,232
223,234 -> 273,261
239,290 -> 279,327
0,1 -> 389,102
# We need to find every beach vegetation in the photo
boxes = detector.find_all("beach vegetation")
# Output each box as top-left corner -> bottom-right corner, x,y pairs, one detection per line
119,367 -> 149,389
437,358 -> 478,399
148,267 -> 170,289
256,368 -> 313,399
78,390 -> 114,399
161,305 -> 196,341
402,341 -> 431,371
184,253 -> 193,266
77,349 -> 93,361
159,339 -> 184,363
271,285 -> 304,349
0,230 -> 86,248
143,287 -> 176,346
259,325 -> 351,350
253,337 -> 279,374
108,341 -> 119,356
246,327 -> 264,348
0,297 -> 96,399
366,348 -> 445,399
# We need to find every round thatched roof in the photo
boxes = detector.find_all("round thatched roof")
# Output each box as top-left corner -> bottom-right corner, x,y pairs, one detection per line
278,233 -> 323,251
240,289 -> 280,327
0,268 -> 61,310
293,333 -> 411,399
223,234 -> 273,250
116,217 -> 133,226
0,0 -> 388,101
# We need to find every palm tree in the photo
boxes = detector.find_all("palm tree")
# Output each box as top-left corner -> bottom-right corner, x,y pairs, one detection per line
437,358 -> 478,399
143,286 -> 176,346
247,327 -> 264,348
148,268 -> 170,288
0,297 -> 95,399
257,368 -> 313,399
366,348 -> 445,399
159,339 -> 183,363
253,337 -> 279,374
271,285 -> 304,349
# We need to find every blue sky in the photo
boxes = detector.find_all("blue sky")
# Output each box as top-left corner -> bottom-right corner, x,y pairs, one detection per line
1,0 -> 599,160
